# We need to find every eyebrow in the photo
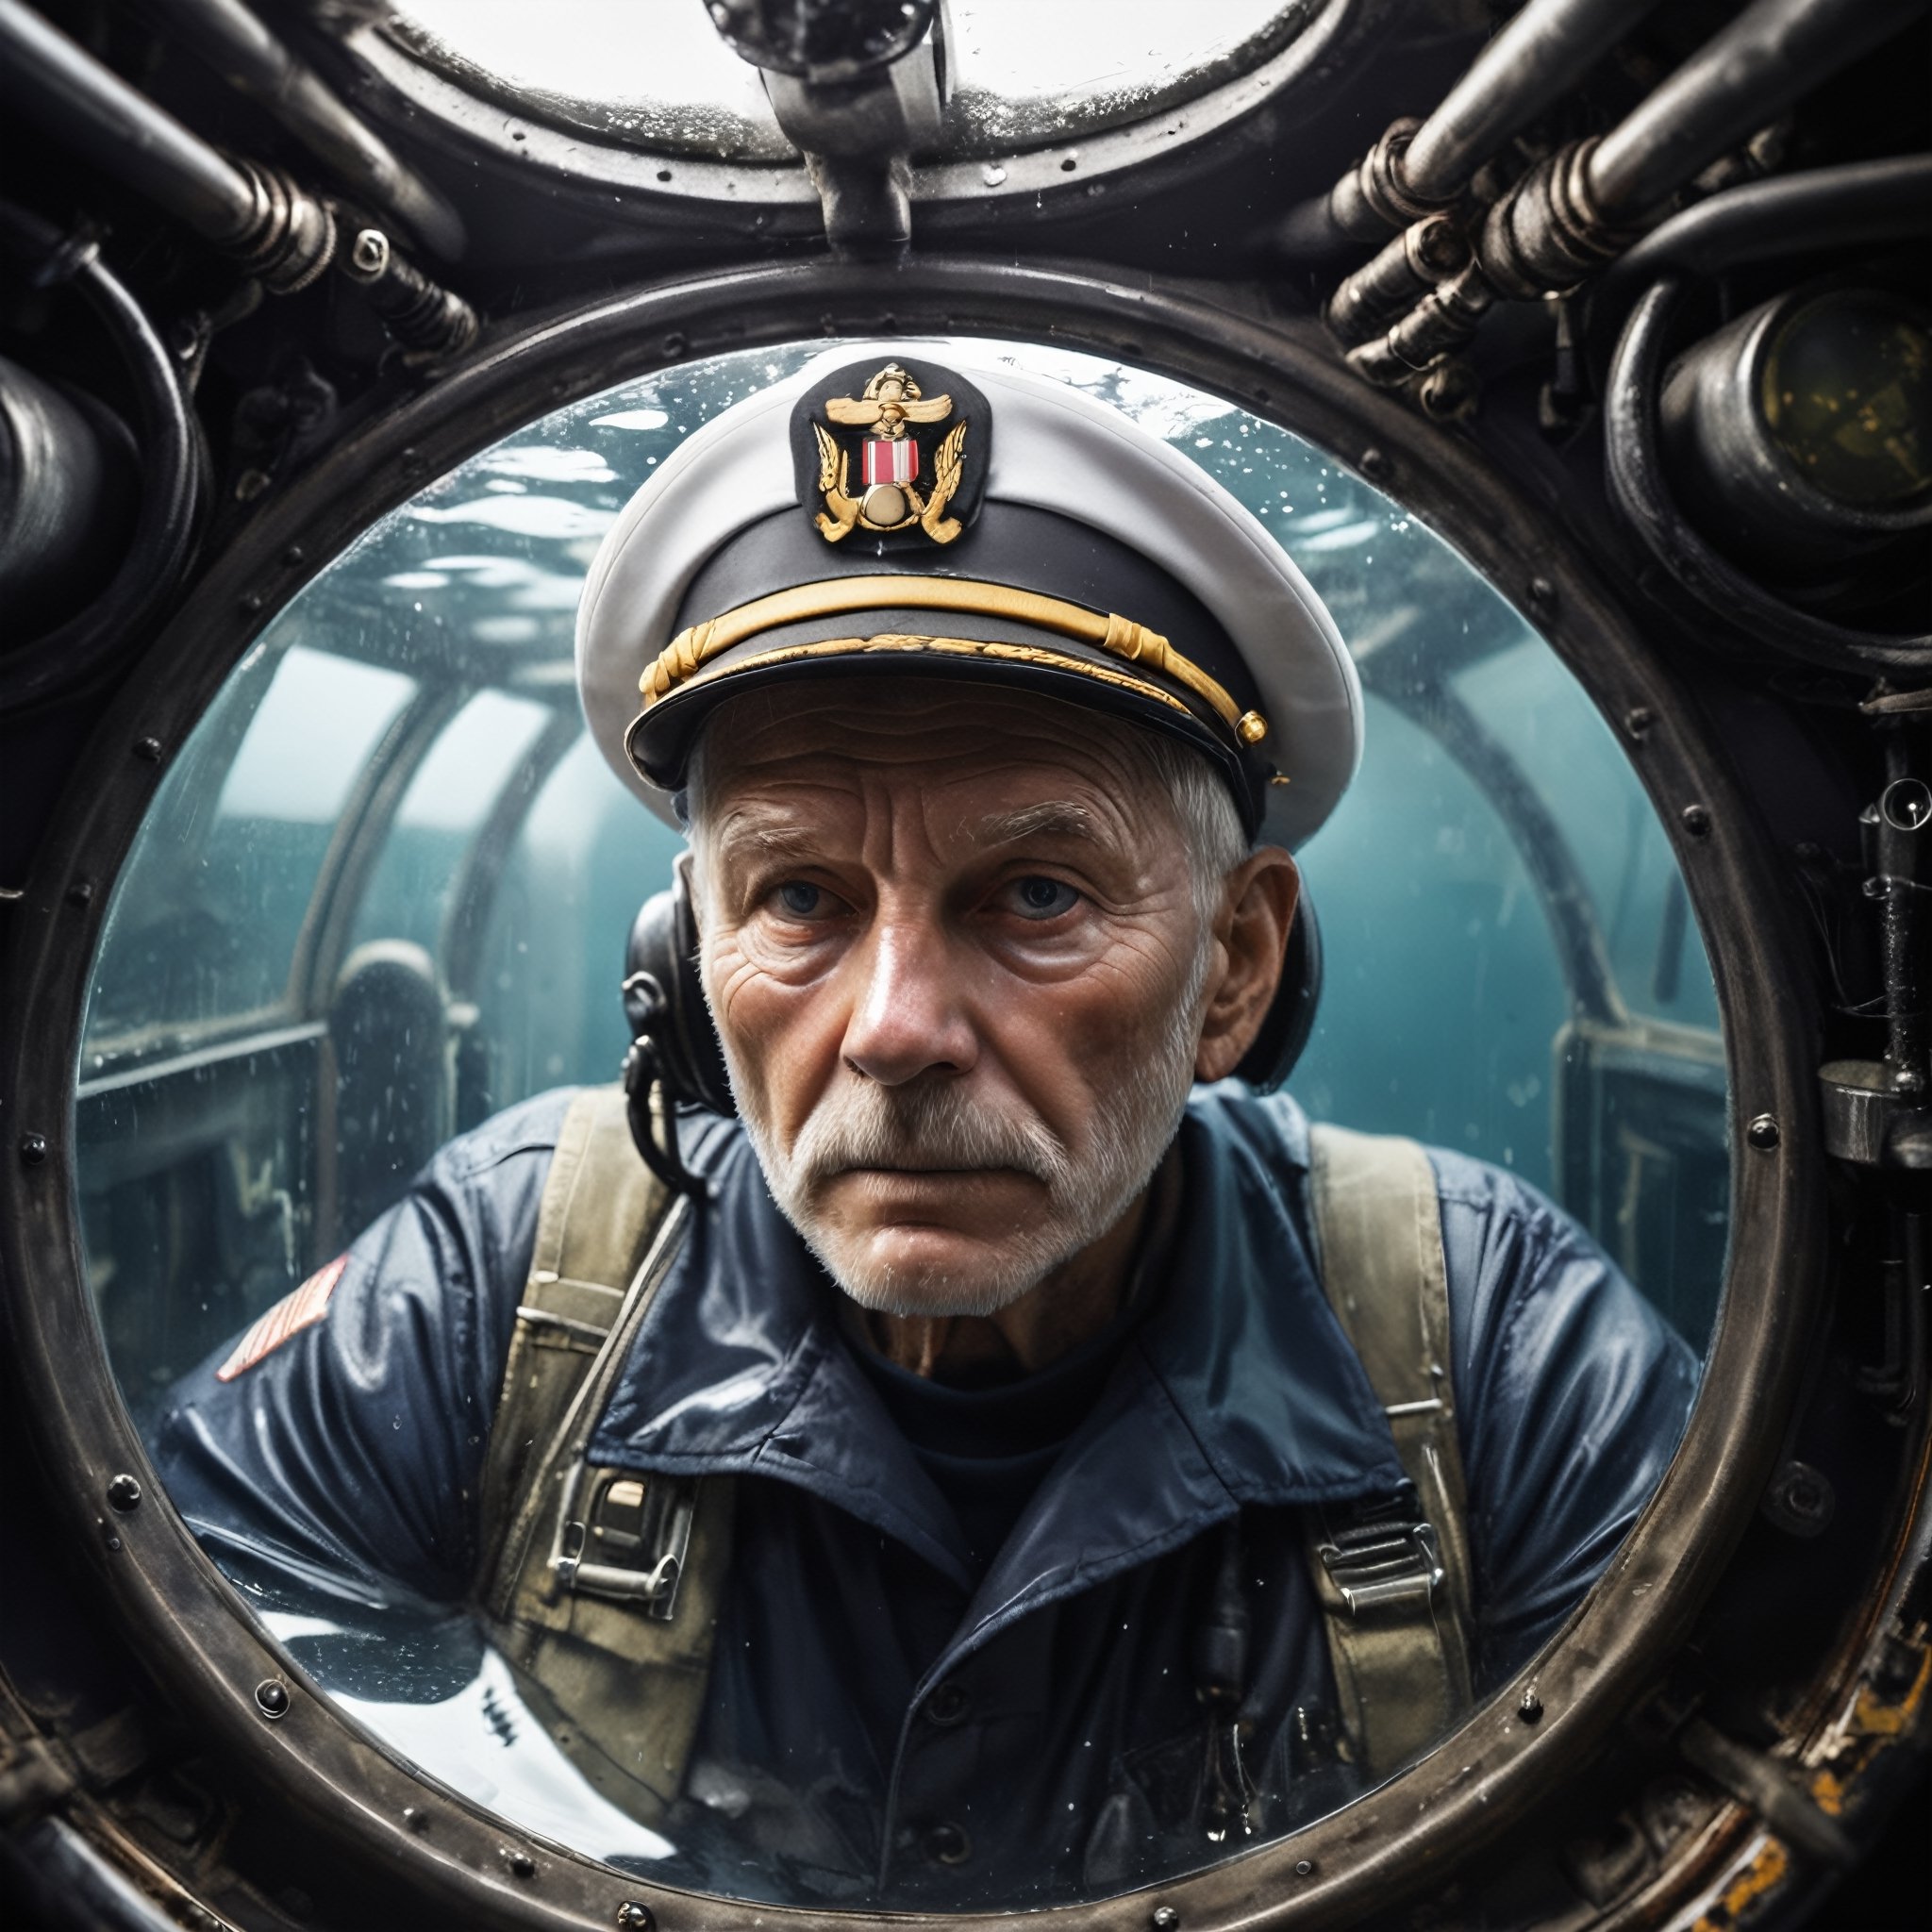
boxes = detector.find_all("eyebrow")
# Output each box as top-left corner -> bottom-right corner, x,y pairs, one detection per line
710,810 -> 824,871
969,802 -> 1100,848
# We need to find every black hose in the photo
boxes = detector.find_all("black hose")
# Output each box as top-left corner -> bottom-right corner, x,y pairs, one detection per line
1591,154 -> 1932,350
0,203 -> 204,711
1603,275 -> 1931,676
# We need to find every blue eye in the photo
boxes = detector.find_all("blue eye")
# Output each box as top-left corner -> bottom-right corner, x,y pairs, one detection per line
1008,876 -> 1080,920
776,882 -> 824,917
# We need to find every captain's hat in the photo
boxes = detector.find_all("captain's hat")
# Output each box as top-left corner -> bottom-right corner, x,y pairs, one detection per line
577,348 -> 1362,848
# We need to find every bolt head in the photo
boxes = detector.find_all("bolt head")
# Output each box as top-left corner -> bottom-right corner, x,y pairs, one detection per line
403,1805 -> 429,1832
351,228 -> 390,276
65,880 -> 94,908
255,1679 -> 290,1720
615,1907 -> 656,1931
107,1474 -> 142,1512
133,738 -> 163,763
1151,1908 -> 1182,1931
1294,1857 -> 1316,1876
1624,706 -> 1655,740
1519,1688 -> 1544,1724
19,1134 -> 47,1166
499,1846 -> 536,1878
1680,804 -> 1711,839
1746,1114 -> 1781,1152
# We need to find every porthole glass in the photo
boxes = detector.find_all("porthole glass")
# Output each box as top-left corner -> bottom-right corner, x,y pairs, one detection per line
74,340 -> 1726,1908
385,0 -> 1318,160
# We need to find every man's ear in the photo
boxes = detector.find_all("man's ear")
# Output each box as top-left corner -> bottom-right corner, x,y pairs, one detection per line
1194,849 -> 1300,1084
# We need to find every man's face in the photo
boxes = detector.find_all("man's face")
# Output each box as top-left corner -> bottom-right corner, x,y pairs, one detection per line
691,682 -> 1241,1317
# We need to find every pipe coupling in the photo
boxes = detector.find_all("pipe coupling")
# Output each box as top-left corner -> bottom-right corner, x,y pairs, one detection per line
1325,212 -> 1472,348
1346,262 -> 1495,387
225,158 -> 336,294
359,242 -> 480,361
1478,139 -> 1637,301
1325,119 -> 1457,247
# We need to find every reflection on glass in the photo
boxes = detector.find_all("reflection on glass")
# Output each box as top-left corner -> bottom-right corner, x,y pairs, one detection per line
349,688 -> 553,956
76,341 -> 1726,1909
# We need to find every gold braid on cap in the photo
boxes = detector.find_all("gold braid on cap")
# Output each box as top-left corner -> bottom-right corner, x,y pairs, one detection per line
639,576 -> 1268,746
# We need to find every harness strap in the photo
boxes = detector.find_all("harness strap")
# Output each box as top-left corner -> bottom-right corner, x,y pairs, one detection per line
475,1086 -> 730,1825
1305,1122 -> 1475,1777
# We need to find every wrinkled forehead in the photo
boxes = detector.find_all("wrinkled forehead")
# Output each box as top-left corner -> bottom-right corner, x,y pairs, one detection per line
687,678 -> 1177,848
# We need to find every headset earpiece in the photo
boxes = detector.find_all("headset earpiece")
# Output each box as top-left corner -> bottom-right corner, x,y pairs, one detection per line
1230,890 -> 1323,1094
622,853 -> 736,1189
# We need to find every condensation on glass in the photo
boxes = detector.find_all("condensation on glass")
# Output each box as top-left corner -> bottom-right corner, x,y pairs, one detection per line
384,0 -> 1323,161
73,339 -> 1729,1902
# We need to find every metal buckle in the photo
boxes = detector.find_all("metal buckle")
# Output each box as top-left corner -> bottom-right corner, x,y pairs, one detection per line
549,1464 -> 694,1620
1317,1516 -> 1444,1616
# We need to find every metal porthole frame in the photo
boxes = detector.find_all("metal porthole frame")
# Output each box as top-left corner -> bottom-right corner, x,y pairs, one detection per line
320,0 -> 1390,239
0,256 -> 1829,1931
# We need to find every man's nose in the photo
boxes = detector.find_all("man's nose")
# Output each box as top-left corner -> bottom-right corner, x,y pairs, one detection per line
839,917 -> 978,1086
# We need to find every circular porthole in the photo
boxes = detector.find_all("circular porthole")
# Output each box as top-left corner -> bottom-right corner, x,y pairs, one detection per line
0,262 -> 1820,1928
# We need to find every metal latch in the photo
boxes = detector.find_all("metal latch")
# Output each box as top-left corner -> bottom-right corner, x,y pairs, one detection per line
549,1463 -> 695,1620
1317,1515 -> 1443,1616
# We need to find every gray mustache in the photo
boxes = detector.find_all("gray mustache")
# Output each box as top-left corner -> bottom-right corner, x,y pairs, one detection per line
791,1081 -> 1071,1191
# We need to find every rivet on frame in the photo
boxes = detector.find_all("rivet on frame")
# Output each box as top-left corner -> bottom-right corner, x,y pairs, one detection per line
1680,805 -> 1711,839
107,1474 -> 142,1512
255,1679 -> 290,1721
1746,1114 -> 1781,1152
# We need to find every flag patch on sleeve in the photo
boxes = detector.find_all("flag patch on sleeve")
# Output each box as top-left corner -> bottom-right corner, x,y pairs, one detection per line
215,1256 -> 347,1382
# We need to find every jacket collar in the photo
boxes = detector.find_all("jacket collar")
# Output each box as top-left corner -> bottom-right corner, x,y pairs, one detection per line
588,1087 -> 1406,1633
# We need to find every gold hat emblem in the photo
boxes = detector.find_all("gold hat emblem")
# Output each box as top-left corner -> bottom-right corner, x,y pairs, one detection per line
811,362 -> 969,545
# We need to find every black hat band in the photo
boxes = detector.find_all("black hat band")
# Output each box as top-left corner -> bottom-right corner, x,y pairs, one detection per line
638,575 -> 1270,750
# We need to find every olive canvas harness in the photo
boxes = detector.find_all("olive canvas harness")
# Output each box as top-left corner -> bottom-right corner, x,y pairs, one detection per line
474,1089 -> 1474,1827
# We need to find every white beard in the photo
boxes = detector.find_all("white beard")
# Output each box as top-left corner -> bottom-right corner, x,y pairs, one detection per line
726,993 -> 1204,1318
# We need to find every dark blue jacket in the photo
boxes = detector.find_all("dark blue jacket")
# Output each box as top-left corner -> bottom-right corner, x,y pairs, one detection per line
155,1085 -> 1696,1907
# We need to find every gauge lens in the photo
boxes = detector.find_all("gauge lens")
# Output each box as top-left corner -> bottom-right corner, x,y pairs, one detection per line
75,341 -> 1726,1908
1760,290 -> 1932,508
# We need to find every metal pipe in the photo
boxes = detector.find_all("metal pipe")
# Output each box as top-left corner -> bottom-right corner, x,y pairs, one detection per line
0,0 -> 258,246
1588,0 -> 1928,218
1355,17 -> 1932,384
1402,0 -> 1665,201
132,0 -> 464,259
0,0 -> 335,290
1275,0 -> 1669,257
